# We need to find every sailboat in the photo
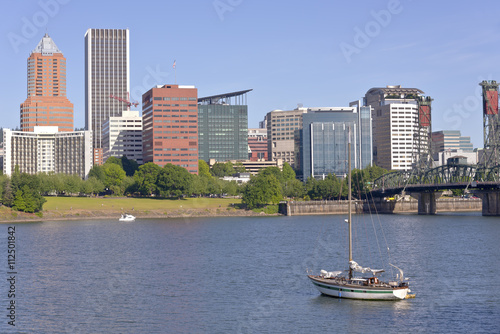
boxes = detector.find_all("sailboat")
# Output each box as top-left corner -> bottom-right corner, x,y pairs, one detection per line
307,129 -> 413,300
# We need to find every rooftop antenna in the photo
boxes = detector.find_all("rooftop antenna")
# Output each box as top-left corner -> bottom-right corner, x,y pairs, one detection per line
173,60 -> 176,84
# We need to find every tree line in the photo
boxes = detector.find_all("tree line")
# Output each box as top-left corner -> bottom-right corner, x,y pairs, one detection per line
0,155 -> 388,213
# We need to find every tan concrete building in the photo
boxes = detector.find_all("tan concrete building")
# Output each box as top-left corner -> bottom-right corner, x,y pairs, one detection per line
365,86 -> 425,171
266,107 -> 307,167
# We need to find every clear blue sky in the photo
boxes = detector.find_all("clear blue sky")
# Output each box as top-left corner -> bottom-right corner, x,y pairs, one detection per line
2,0 -> 500,148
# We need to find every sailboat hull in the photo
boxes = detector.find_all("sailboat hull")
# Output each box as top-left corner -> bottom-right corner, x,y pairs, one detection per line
308,276 -> 409,300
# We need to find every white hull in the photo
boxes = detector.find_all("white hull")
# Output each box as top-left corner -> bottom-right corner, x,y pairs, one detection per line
119,214 -> 136,222
308,276 -> 409,300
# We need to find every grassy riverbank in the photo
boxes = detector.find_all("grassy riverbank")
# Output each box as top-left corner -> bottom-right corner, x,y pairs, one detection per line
0,196 -> 274,223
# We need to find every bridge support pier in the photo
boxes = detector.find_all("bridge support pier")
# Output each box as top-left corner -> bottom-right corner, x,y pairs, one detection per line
474,191 -> 500,216
410,192 -> 442,215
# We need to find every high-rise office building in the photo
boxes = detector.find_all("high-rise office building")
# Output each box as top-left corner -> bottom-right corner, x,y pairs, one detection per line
20,34 -> 74,132
431,130 -> 474,153
85,28 -> 130,165
266,107 -> 308,167
297,106 -> 372,179
365,85 -> 426,171
198,90 -> 251,162
142,84 -> 198,174
102,110 -> 143,164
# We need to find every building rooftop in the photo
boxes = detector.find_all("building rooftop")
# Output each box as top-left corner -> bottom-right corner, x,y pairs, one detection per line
32,33 -> 62,55
366,85 -> 424,96
198,89 -> 252,105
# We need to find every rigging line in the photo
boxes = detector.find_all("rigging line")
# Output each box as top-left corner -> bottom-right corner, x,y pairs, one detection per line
369,190 -> 394,278
367,191 -> 384,270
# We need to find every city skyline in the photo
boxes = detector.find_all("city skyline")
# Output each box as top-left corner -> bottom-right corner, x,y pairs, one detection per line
2,0 -> 500,149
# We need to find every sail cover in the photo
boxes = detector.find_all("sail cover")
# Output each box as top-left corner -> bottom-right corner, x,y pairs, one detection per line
349,261 -> 384,274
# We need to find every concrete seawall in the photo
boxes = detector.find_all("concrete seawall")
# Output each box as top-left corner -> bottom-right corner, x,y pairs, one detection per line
281,198 -> 482,216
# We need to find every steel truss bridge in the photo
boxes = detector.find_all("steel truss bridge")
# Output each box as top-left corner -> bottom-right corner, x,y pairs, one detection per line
371,164 -> 500,196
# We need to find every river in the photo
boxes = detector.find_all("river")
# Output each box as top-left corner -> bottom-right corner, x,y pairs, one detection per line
1,212 -> 499,333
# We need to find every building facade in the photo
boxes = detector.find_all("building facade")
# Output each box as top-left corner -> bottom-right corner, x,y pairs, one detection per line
198,90 -> 250,162
365,85 -> 426,171
3,127 -> 92,178
266,107 -> 308,168
248,128 -> 268,161
298,106 -> 372,179
85,28 -> 130,165
102,110 -> 143,164
142,84 -> 198,174
20,34 -> 74,132
431,130 -> 474,153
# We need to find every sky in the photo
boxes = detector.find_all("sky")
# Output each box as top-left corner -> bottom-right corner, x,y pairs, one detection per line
2,0 -> 500,148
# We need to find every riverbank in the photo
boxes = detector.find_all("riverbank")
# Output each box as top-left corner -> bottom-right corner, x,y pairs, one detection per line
0,196 -> 276,223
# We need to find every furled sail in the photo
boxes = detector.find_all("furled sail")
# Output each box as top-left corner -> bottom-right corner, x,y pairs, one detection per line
349,261 -> 384,275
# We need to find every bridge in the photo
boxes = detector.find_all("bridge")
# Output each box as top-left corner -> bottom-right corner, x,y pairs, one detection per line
366,80 -> 500,216
371,164 -> 500,215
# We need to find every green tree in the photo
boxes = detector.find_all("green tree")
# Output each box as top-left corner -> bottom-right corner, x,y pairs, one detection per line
211,162 -> 235,177
282,162 -> 296,181
283,178 -> 305,199
2,179 -> 14,207
259,166 -> 284,184
134,162 -> 161,196
82,176 -> 105,196
121,155 -> 139,177
242,174 -> 282,209
191,174 -> 209,197
88,165 -> 106,183
63,174 -> 83,195
351,168 -> 369,199
198,160 -> 212,178
105,156 -> 123,168
156,164 -> 193,198
12,189 -> 26,212
103,163 -> 126,194
233,162 -> 247,173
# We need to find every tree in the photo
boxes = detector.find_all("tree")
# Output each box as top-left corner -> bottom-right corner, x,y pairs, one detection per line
242,174 -> 282,209
259,166 -> 284,185
12,189 -> 26,212
103,163 -> 126,195
282,162 -> 296,181
82,176 -> 105,196
156,164 -> 193,198
105,156 -> 123,168
351,168 -> 369,199
62,174 -> 83,195
198,160 -> 212,178
121,155 -> 139,177
134,162 -> 161,196
283,178 -> 305,199
88,165 -> 106,183
211,162 -> 235,177
233,162 -> 247,173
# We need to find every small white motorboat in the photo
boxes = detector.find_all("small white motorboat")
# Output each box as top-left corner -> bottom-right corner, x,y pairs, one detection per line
119,214 -> 136,222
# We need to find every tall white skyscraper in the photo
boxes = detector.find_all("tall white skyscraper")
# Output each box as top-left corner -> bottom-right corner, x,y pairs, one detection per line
85,28 -> 130,165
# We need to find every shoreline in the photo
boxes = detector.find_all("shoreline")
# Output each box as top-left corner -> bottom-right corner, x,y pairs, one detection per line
0,207 -> 279,223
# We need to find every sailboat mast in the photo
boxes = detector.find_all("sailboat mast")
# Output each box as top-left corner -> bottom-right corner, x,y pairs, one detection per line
348,127 -> 353,279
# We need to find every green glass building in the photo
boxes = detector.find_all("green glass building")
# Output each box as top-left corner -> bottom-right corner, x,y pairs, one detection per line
198,90 -> 251,162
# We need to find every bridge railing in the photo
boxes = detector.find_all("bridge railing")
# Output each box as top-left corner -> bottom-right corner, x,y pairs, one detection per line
372,164 -> 500,192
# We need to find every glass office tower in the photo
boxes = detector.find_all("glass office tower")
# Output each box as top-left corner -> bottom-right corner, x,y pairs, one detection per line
198,90 -> 251,162
299,106 -> 372,179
